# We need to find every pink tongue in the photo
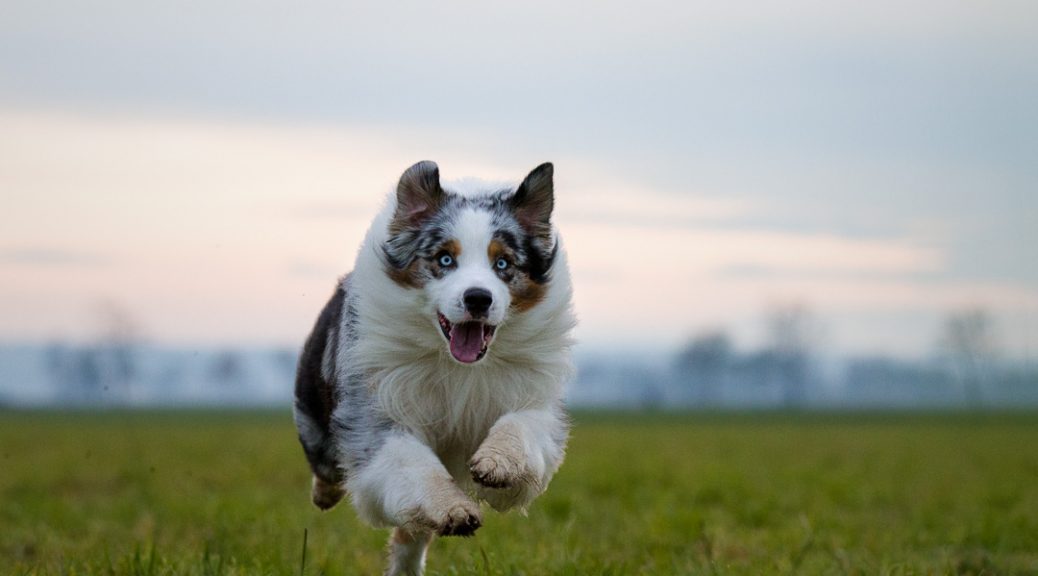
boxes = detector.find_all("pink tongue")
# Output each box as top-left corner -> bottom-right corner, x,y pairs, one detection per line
449,322 -> 484,363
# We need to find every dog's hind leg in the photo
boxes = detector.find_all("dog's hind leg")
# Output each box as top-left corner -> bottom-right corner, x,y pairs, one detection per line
386,528 -> 434,576
294,282 -> 348,509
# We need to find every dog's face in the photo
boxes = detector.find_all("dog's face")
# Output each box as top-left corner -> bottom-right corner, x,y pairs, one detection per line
382,161 -> 557,364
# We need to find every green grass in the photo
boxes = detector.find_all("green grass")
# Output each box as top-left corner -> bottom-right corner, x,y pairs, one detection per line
2,410 -> 1037,575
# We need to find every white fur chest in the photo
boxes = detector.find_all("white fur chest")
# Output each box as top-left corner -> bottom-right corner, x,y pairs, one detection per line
367,352 -> 560,453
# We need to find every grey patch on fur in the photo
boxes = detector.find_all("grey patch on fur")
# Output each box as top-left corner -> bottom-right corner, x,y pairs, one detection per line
329,277 -> 396,474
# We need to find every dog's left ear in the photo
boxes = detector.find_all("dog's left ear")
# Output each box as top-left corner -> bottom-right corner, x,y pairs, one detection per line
511,162 -> 554,237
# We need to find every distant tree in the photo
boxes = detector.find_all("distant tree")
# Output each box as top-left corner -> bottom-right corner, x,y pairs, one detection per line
98,301 -> 140,378
74,347 -> 104,402
939,307 -> 997,407
45,341 -> 104,404
674,330 -> 733,406
94,300 -> 143,403
763,303 -> 816,408
210,350 -> 246,386
45,342 -> 71,396
49,301 -> 145,406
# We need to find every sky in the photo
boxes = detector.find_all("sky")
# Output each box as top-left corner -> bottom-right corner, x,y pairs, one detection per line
1,1 -> 1037,359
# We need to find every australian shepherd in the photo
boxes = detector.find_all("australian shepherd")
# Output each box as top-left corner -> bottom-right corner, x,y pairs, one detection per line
293,161 -> 576,575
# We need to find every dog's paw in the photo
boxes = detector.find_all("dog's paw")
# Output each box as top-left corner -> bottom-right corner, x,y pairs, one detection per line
310,475 -> 345,510
402,496 -> 482,538
470,449 -> 526,489
437,500 -> 483,537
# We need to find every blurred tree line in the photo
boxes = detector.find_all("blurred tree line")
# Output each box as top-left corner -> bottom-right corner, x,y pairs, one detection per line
670,304 -> 1034,409
17,300 -> 1038,409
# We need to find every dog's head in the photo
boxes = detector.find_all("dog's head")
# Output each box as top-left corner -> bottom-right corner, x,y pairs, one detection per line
381,161 -> 558,364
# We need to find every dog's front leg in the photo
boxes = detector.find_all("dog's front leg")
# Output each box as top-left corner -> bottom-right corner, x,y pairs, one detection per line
470,408 -> 568,511
348,432 -> 482,539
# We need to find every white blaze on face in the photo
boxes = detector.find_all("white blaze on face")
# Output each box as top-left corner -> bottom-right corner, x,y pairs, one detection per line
441,208 -> 511,325
427,207 -> 513,363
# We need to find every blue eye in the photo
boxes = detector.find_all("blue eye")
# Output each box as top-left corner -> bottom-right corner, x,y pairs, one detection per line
495,258 -> 509,270
438,253 -> 454,267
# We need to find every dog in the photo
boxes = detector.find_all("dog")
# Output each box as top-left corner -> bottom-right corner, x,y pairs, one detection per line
293,161 -> 576,575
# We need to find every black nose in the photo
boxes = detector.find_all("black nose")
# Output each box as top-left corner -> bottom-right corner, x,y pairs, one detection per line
463,288 -> 493,317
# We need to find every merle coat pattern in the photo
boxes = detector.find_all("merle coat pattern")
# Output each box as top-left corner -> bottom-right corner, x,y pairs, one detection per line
293,161 -> 576,576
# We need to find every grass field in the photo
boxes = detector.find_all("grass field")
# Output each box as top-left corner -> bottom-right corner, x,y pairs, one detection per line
2,411 -> 1037,575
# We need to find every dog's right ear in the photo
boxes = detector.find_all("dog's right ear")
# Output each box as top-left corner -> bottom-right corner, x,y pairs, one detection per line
394,160 -> 444,226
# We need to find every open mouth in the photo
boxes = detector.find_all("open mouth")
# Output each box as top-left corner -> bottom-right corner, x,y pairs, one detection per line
437,312 -> 497,364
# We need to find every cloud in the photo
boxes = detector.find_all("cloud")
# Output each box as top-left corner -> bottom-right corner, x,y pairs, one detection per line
558,182 -> 753,229
284,259 -> 341,279
715,264 -> 935,282
288,201 -> 384,222
0,247 -> 110,267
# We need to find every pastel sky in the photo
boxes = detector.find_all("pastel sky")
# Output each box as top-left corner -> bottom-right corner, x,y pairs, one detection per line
1,1 -> 1036,358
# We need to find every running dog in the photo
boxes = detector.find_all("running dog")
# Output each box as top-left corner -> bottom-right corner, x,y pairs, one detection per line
293,161 -> 575,575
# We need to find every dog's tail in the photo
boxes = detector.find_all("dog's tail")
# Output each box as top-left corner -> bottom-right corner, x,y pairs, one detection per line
293,278 -> 348,510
